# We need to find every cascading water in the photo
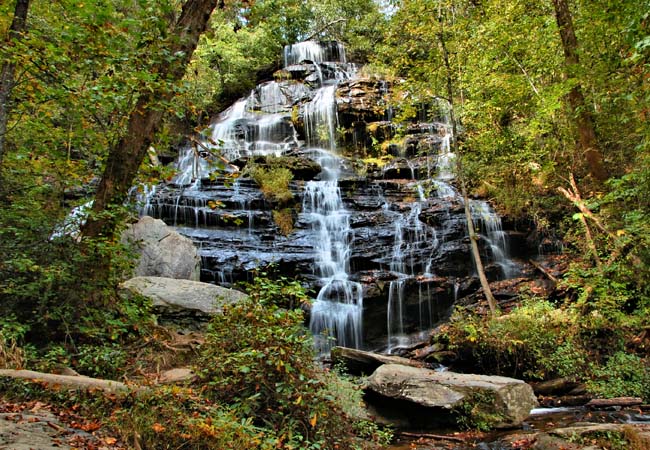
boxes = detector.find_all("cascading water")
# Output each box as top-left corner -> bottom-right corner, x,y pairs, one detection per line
298,55 -> 364,353
135,40 -> 529,355
470,201 -> 519,279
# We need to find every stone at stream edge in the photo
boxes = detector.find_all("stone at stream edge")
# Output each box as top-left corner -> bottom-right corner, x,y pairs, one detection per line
119,276 -> 248,326
365,364 -> 538,429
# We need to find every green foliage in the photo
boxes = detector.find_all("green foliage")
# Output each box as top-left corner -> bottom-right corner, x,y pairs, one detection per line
251,165 -> 294,204
273,208 -> 296,236
587,352 -> 650,402
116,388 -> 279,450
442,300 -> 588,380
452,391 -> 505,431
75,344 -> 129,379
195,276 -> 385,449
240,270 -> 311,310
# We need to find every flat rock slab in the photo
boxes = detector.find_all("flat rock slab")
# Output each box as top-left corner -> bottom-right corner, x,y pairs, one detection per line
366,364 -> 538,429
0,410 -> 73,450
158,368 -> 196,384
120,276 -> 248,315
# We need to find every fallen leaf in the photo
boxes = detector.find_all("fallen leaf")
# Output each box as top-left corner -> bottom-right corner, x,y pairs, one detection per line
151,422 -> 166,433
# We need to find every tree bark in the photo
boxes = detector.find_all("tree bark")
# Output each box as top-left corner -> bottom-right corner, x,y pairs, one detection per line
552,0 -> 607,181
81,0 -> 223,239
0,369 -> 146,395
0,0 -> 30,169
437,19 -> 497,315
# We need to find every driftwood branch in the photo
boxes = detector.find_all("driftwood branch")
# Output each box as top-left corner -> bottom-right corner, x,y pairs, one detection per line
558,174 -> 602,267
190,136 -> 239,172
528,259 -> 559,283
304,19 -> 347,42
558,173 -> 642,267
0,369 -> 146,394
397,431 -> 464,442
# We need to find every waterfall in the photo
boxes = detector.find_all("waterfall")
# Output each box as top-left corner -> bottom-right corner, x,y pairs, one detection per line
304,177 -> 363,353
385,192 -> 439,353
470,200 -> 520,279
133,40 -> 526,356
301,75 -> 363,354
284,41 -> 347,66
303,85 -> 338,151
432,99 -> 519,280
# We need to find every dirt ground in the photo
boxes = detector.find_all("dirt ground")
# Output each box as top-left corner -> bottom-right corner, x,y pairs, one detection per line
0,400 -> 125,450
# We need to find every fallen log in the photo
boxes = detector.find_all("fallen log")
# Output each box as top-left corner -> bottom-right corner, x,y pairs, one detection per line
0,369 -> 144,395
530,377 -> 579,396
528,259 -> 559,283
397,431 -> 464,442
331,347 -> 424,375
586,397 -> 643,409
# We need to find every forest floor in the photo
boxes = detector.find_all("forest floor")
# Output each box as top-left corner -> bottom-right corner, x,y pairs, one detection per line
0,398 -> 126,449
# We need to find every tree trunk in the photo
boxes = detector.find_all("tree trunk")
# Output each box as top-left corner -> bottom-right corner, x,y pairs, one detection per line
437,20 -> 497,315
552,0 -> 607,181
81,0 -> 223,239
0,0 -> 30,170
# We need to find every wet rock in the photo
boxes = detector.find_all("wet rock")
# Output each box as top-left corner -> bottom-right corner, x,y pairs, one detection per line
365,364 -> 538,429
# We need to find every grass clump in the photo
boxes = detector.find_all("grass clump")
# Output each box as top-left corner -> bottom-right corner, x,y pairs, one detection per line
251,166 -> 294,204
273,208 -> 295,236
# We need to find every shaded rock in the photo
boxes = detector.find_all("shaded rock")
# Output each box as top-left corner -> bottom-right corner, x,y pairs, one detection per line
119,276 -> 248,322
158,368 -> 196,384
530,377 -> 582,396
331,347 -> 425,375
586,397 -> 643,409
121,216 -> 201,281
365,364 -> 537,429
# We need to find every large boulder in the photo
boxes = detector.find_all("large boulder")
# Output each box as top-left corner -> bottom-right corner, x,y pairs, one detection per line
365,364 -> 537,429
120,276 -> 248,325
121,216 -> 201,280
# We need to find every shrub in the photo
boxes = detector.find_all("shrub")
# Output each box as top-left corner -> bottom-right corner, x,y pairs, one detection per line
586,352 -> 650,402
0,316 -> 31,369
273,208 -> 295,235
251,166 -> 294,204
195,275 -> 386,449
442,300 -> 588,380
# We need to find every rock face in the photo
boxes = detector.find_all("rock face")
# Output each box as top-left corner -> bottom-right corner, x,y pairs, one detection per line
121,216 -> 201,281
365,364 -> 538,429
137,41 -> 547,351
119,276 -> 248,321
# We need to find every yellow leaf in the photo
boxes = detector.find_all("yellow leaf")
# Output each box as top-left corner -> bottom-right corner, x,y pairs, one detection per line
294,396 -> 302,405
616,229 -> 626,236
310,413 -> 318,428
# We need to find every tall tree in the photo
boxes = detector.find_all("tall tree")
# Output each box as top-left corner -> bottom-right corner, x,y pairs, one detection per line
436,4 -> 498,315
0,0 -> 29,170
82,0 -> 223,239
552,0 -> 607,181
